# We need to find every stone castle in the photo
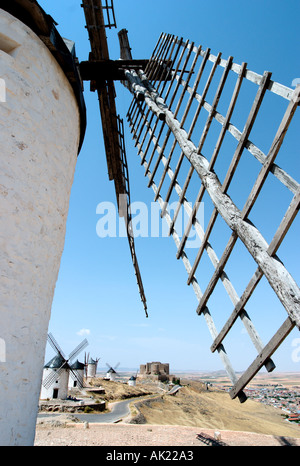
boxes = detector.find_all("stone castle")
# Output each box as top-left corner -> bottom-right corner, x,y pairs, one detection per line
140,361 -> 175,382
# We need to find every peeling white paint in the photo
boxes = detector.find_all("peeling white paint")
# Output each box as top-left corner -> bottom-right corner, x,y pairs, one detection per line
0,9 -> 80,445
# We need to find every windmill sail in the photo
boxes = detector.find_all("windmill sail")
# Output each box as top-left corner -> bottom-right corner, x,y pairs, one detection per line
81,0 -> 148,316
43,334 -> 89,390
125,34 -> 300,402
80,2 -> 300,401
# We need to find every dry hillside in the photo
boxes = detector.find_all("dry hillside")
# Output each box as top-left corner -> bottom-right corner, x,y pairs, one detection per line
133,382 -> 300,438
87,378 -> 160,402
35,379 -> 300,446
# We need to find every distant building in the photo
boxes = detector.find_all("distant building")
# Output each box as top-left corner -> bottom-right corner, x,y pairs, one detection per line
128,375 -> 137,387
140,361 -> 175,382
69,360 -> 85,389
40,355 -> 70,401
87,357 -> 98,379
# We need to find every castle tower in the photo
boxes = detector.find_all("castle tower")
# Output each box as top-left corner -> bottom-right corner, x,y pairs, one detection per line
0,2 -> 86,445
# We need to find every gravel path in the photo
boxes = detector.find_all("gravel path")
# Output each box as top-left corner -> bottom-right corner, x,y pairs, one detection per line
34,422 -> 300,446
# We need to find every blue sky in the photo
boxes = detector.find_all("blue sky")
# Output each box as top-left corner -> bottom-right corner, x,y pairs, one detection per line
39,0 -> 300,375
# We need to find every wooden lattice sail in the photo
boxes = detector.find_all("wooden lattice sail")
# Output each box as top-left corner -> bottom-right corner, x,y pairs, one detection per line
81,0 -> 148,315
124,34 -> 300,402
80,1 -> 299,402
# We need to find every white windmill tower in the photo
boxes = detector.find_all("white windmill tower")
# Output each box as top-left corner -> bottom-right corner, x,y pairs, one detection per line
84,352 -> 100,380
40,333 -> 88,400
128,370 -> 138,387
69,360 -> 85,389
0,0 -> 86,446
105,362 -> 120,381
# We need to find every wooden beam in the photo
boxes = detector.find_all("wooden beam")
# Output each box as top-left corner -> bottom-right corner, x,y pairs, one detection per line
125,69 -> 300,328
176,55 -> 234,259
132,131 -> 247,403
186,72 -> 277,286
195,84 -> 300,313
174,37 -> 294,101
211,185 -> 300,352
147,41 -> 195,188
128,104 -> 276,372
229,317 -> 295,400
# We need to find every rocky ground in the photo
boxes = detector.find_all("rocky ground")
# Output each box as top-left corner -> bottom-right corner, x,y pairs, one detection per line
34,420 -> 300,446
35,378 -> 300,446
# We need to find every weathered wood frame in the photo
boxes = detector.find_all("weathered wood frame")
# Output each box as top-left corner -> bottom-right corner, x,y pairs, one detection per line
125,33 -> 300,401
81,0 -> 148,315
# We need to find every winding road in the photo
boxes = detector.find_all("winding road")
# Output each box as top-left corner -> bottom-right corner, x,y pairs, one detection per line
38,398 -> 134,424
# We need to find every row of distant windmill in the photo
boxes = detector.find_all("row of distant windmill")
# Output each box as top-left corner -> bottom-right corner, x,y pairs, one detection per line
40,333 -> 137,400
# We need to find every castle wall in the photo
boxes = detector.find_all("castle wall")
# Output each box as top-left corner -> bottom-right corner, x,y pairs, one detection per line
140,361 -> 171,380
0,8 -> 81,445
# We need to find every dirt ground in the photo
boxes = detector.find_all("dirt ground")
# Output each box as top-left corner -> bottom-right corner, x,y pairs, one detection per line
34,422 -> 300,446
35,378 -> 300,446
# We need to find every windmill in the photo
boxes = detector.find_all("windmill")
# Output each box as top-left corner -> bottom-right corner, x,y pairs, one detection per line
128,369 -> 138,387
105,362 -> 120,381
40,333 -> 88,400
84,352 -> 100,379
79,0 -> 300,404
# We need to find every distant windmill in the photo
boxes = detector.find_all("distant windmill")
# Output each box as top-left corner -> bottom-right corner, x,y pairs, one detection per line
128,369 -> 138,387
40,333 -> 88,400
105,362 -> 120,381
68,360 -> 86,389
84,352 -> 100,379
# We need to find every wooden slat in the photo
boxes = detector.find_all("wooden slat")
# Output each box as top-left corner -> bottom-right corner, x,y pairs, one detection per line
131,34 -> 174,146
133,126 -> 247,403
148,41 -> 195,187
186,70 -> 272,283
136,36 -> 183,160
160,48 -> 211,219
242,84 -> 300,218
126,69 -> 300,328
182,85 -> 299,195
195,85 -> 300,314
129,106 -> 276,371
130,108 -> 276,375
176,55 -> 235,258
175,37 -> 294,101
167,51 -> 221,234
211,184 -> 300,352
222,71 -> 272,191
148,33 -> 172,81
143,40 -> 190,175
154,45 -> 202,200
178,62 -> 247,266
169,48 -> 298,196
144,32 -> 164,75
126,34 -> 300,397
127,100 -> 277,380
138,37 -> 184,164
229,318 -> 295,400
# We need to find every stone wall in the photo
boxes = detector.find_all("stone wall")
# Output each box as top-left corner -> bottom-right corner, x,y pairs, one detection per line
0,8 -> 81,445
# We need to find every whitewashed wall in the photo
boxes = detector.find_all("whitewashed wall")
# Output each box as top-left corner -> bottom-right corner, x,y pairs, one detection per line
0,9 -> 81,445
68,369 -> 84,389
40,368 -> 69,401
87,362 -> 97,378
